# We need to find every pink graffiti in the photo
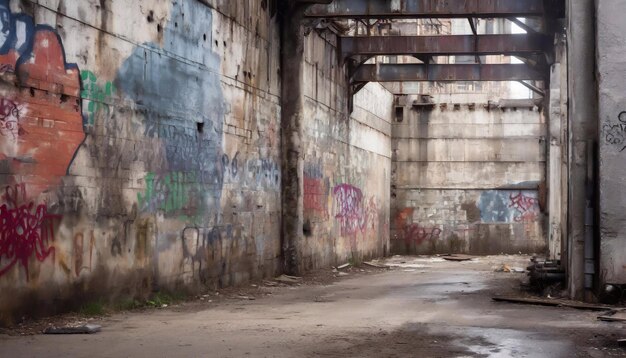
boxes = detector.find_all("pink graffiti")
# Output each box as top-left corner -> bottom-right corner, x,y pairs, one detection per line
333,184 -> 377,236
0,184 -> 60,279
509,192 -> 539,222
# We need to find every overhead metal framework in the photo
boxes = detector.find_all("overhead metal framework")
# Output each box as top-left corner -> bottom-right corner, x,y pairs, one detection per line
340,34 -> 550,60
305,0 -> 545,19
352,64 -> 545,82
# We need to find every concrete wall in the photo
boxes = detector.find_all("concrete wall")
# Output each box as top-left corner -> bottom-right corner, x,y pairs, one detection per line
391,100 -> 548,255
0,0 -> 392,324
301,32 -> 392,269
597,0 -> 626,286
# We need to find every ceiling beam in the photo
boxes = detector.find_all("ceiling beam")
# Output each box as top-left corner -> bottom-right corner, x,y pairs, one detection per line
340,34 -> 550,59
305,0 -> 544,19
352,63 -> 545,82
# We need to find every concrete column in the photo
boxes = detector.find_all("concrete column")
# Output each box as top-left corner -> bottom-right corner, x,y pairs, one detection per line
596,0 -> 626,290
566,0 -> 598,300
548,36 -> 567,262
280,4 -> 306,275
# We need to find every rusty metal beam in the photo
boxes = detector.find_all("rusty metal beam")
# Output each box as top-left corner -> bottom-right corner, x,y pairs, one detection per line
352,63 -> 545,82
340,34 -> 549,59
306,0 -> 545,19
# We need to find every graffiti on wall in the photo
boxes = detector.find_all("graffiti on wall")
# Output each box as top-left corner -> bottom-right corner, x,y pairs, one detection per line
478,190 -> 540,223
138,172 -> 203,220
117,0 -> 227,221
304,163 -> 330,220
0,184 -> 60,278
603,111 -> 626,152
393,208 -> 442,244
137,151 -> 281,221
333,184 -> 377,236
508,191 -> 540,222
0,0 -> 85,197
81,70 -> 115,126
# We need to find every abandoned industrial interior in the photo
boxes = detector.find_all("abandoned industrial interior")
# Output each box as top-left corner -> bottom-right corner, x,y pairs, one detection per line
1,0 -> 625,356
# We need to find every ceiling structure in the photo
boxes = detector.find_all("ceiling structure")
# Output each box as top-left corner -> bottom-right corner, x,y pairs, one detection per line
300,0 -> 563,99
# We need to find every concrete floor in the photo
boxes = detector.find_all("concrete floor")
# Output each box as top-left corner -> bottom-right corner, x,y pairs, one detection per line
1,255 -> 624,357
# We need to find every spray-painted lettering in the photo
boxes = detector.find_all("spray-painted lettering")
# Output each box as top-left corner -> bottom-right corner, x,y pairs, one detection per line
0,184 -> 60,279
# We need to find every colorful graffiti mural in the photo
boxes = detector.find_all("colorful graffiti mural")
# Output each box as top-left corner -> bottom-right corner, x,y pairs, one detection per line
138,171 -> 203,219
478,190 -> 541,223
0,0 -> 84,197
393,208 -> 442,245
0,184 -> 60,278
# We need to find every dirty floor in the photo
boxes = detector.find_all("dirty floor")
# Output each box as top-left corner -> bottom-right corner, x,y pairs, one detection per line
1,255 -> 624,357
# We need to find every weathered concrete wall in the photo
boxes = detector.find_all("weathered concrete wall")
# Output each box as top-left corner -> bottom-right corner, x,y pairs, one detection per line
300,32 -> 392,269
0,0 -> 392,324
391,101 -> 547,254
597,0 -> 626,287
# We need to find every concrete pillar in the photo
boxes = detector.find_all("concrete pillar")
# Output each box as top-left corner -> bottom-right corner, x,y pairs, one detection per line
596,0 -> 626,290
280,4 -> 306,275
548,36 -> 567,262
566,0 -> 598,301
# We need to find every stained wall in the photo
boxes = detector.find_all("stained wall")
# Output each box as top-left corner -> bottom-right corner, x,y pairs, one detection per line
0,0 -> 392,324
391,99 -> 548,255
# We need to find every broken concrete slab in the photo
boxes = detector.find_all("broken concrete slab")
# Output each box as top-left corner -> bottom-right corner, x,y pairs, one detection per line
441,255 -> 474,262
43,324 -> 101,335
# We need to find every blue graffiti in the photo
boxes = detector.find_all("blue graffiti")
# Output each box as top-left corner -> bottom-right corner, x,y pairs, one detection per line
116,0 -> 226,220
477,190 -> 540,223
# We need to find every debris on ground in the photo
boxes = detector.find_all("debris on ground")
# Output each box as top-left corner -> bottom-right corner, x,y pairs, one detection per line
441,254 -> 474,262
363,261 -> 390,269
337,263 -> 351,270
617,339 -> 626,347
495,264 -> 512,272
235,295 -> 256,301
274,274 -> 302,284
598,310 -> 626,322
43,324 -> 101,334
337,272 -> 349,277
493,296 -> 614,311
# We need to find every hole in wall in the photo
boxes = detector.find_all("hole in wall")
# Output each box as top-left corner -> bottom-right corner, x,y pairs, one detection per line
146,10 -> 154,23
303,221 -> 312,237
203,33 -> 207,41
395,106 -> 404,122
157,24 -> 162,32
223,41 -> 227,47
196,122 -> 204,133
60,94 -> 69,103
29,87 -> 35,97
175,22 -> 178,28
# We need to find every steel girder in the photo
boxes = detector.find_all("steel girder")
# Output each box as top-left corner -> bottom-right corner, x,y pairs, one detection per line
306,0 -> 544,19
351,63 -> 545,82
340,34 -> 550,59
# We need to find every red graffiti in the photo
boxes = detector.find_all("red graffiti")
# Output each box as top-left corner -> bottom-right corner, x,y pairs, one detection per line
0,184 -> 60,278
304,176 -> 329,219
333,184 -> 377,236
403,224 -> 442,245
509,192 -> 539,222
